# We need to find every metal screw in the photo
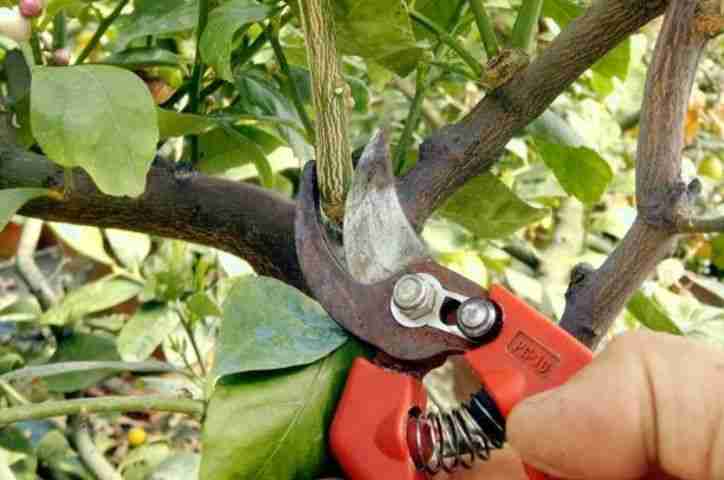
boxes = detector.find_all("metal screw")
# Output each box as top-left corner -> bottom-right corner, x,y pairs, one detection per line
456,298 -> 499,340
393,274 -> 436,320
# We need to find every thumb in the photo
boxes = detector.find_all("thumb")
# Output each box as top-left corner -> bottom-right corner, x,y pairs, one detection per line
507,331 -> 724,480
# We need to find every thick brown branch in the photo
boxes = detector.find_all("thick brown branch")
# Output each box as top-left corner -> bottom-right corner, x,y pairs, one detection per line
397,0 -> 668,226
0,142 -> 303,289
559,0 -> 710,349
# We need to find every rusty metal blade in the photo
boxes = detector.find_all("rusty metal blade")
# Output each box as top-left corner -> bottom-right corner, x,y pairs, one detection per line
343,131 -> 427,283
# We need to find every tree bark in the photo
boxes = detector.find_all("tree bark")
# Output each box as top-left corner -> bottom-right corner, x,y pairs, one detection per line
559,0 -> 711,348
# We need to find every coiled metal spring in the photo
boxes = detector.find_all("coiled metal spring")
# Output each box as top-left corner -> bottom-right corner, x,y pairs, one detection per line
408,391 -> 506,475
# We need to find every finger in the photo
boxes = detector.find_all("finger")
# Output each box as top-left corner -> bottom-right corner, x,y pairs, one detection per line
443,446 -> 527,480
507,331 -> 724,480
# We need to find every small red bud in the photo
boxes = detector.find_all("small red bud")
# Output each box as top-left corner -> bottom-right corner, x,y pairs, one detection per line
51,48 -> 70,66
19,0 -> 43,18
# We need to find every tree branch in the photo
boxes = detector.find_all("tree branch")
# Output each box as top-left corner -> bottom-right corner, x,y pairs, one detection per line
559,0 -> 711,349
396,0 -> 668,227
676,215 -> 724,234
0,141 -> 303,288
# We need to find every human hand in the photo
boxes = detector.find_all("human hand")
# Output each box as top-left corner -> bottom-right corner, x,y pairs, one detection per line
505,331 -> 724,479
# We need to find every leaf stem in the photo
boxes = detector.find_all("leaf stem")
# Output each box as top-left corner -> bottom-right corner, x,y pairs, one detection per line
269,23 -> 315,140
189,0 -> 211,166
394,62 -> 430,173
75,0 -> 130,65
0,379 -> 29,406
469,0 -> 500,58
177,303 -> 208,377
0,395 -> 204,426
410,11 -> 482,77
53,12 -> 66,50
511,0 -> 544,52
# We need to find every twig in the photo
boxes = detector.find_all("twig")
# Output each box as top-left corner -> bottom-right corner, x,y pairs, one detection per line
189,0 -> 211,166
176,303 -> 207,377
559,0 -> 710,348
75,0 -> 130,64
0,395 -> 204,425
71,415 -> 123,480
394,63 -> 430,173
410,11 -> 483,77
511,0 -> 544,52
676,216 -> 724,233
297,0 -> 352,223
469,0 -> 500,58
270,23 -> 314,140
16,218 -> 59,309
392,78 -> 444,129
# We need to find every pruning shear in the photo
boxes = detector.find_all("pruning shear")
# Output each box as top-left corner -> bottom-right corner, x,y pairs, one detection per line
294,132 -> 646,479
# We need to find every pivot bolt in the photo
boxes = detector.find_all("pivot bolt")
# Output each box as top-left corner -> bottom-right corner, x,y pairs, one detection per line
393,274 -> 436,320
456,298 -> 499,340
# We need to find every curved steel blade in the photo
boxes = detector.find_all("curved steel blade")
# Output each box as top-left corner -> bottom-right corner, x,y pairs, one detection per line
295,161 -> 474,365
343,131 -> 427,283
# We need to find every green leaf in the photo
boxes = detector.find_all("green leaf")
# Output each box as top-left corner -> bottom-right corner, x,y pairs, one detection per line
118,305 -> 182,362
36,430 -> 93,480
0,425 -> 37,480
627,290 -> 684,335
44,333 -> 121,393
31,65 -> 159,197
105,228 -> 152,269
120,443 -> 172,480
103,47 -> 184,70
115,0 -> 199,49
236,68 -> 312,162
157,109 -> 218,139
197,127 -> 271,186
200,0 -> 271,82
48,223 -> 115,265
150,453 -> 200,480
213,276 -> 348,379
201,340 -> 366,480
0,189 -> 52,232
332,0 -> 422,76
412,0 -> 460,41
40,276 -> 142,326
536,139 -> 613,204
439,173 -> 548,239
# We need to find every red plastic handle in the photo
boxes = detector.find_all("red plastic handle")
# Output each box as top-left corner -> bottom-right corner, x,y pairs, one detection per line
330,358 -> 427,480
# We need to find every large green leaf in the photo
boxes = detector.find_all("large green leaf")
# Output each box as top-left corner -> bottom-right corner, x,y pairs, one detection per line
44,333 -> 121,393
200,0 -> 271,82
0,189 -> 52,232
115,0 -> 199,48
40,276 -> 142,326
536,139 -> 613,204
118,305 -> 181,362
627,290 -> 684,335
332,0 -> 422,76
542,0 -> 630,81
439,173 -> 548,239
201,341 -> 365,480
31,66 -> 159,197
712,234 -> 724,270
213,276 -> 348,379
